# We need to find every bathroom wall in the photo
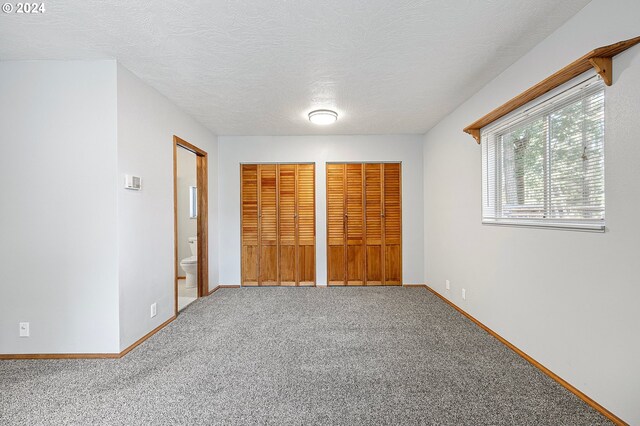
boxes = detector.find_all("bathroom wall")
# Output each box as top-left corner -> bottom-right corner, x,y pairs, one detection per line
176,147 -> 198,274
117,64 -> 219,351
422,0 -> 640,422
0,60 -> 120,354
217,135 -> 424,285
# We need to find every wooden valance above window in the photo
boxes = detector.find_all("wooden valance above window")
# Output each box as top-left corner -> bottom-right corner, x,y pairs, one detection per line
464,36 -> 640,144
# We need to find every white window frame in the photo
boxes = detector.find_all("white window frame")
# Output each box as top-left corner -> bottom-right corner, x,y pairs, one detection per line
481,72 -> 606,232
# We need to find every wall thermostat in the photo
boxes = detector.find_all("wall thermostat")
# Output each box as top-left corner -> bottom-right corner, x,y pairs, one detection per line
124,175 -> 142,190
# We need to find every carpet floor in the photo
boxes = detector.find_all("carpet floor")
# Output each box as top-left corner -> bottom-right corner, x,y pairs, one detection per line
1,287 -> 610,425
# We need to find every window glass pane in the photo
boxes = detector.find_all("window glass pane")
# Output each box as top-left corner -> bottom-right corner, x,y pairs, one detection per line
499,118 -> 546,219
548,92 -> 605,220
189,186 -> 198,218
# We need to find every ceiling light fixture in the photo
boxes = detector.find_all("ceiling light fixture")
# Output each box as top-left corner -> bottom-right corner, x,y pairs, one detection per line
308,109 -> 338,125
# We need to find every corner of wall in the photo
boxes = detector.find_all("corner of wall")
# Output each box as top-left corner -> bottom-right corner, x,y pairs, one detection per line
115,62 -> 219,352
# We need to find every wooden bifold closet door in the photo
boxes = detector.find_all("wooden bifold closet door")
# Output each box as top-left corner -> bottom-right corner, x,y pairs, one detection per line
326,163 -> 402,286
241,163 -> 316,286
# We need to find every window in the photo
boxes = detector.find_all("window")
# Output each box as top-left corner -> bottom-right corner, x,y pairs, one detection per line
482,76 -> 605,231
189,186 -> 197,218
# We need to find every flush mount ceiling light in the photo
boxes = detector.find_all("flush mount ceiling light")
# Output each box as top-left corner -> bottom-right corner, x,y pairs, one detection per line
308,109 -> 338,125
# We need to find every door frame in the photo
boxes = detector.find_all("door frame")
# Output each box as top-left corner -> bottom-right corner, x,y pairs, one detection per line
173,136 -> 209,315
325,161 -> 403,286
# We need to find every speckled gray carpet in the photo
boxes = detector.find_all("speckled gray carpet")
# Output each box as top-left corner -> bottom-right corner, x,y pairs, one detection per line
1,287 -> 610,425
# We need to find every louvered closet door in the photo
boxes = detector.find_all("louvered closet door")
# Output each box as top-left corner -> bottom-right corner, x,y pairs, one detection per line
326,162 -> 402,286
327,164 -> 346,285
365,163 -> 383,285
241,164 -> 259,286
259,164 -> 278,285
297,164 -> 316,286
278,164 -> 297,286
345,164 -> 365,285
241,163 -> 315,286
383,163 -> 402,285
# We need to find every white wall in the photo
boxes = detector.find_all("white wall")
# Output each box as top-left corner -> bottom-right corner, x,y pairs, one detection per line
176,147 -> 197,273
218,135 -> 424,285
0,61 -> 120,354
116,64 -> 219,351
422,0 -> 640,423
0,61 -> 220,355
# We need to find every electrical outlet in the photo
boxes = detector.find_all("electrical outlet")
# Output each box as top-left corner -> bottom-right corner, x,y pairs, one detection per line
445,280 -> 450,290
462,288 -> 466,300
150,303 -> 157,318
19,322 -> 29,337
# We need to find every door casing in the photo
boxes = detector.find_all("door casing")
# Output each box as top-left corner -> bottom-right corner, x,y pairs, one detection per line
173,136 -> 209,314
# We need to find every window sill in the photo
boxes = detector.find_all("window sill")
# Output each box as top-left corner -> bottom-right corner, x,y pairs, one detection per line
482,220 -> 605,232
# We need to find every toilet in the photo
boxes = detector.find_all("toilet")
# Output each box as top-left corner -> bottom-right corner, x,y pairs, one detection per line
180,237 -> 198,289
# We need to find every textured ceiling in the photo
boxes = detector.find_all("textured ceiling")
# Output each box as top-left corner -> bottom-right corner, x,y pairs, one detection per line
0,0 -> 590,135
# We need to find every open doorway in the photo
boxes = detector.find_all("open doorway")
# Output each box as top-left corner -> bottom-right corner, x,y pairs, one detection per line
173,136 -> 209,314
